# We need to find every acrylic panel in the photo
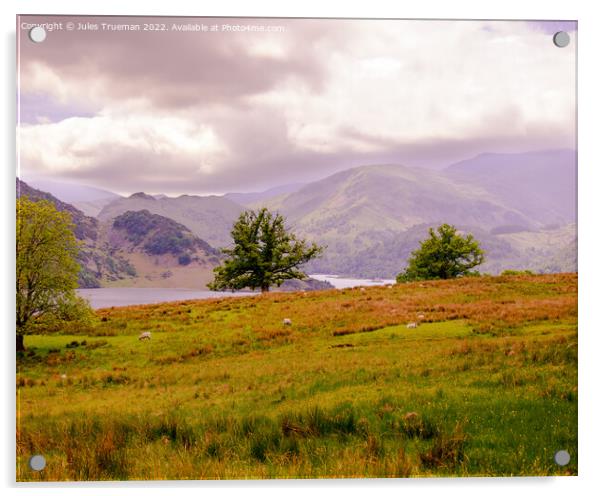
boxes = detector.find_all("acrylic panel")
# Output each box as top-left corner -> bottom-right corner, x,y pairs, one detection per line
16,15 -> 577,481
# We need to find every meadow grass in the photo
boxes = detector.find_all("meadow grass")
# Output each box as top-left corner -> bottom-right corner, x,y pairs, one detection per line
16,273 -> 577,480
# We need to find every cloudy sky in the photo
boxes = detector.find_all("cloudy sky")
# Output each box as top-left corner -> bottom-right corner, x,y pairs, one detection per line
17,16 -> 576,195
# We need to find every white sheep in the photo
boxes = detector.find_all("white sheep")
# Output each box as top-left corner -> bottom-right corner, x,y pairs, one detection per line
406,322 -> 418,329
283,318 -> 292,326
138,331 -> 152,341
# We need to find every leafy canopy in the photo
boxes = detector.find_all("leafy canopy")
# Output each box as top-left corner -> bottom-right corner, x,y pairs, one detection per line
397,223 -> 485,282
208,208 -> 323,292
16,197 -> 93,350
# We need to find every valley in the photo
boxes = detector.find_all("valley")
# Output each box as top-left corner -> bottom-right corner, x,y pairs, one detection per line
19,149 -> 577,288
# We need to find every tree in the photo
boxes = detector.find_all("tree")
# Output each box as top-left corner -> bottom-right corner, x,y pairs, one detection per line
16,197 -> 92,351
208,208 -> 324,292
396,224 -> 485,282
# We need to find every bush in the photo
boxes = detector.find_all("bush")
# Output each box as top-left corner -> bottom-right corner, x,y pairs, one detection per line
397,224 -> 484,282
419,423 -> 467,469
178,254 -> 192,266
500,269 -> 535,276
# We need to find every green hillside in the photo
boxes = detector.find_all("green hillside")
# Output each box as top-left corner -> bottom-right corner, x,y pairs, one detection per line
17,179 -> 136,288
111,210 -> 219,260
17,274 -> 577,480
251,161 -> 576,278
98,193 -> 245,249
257,165 -> 531,231
99,210 -> 221,289
445,149 -> 576,226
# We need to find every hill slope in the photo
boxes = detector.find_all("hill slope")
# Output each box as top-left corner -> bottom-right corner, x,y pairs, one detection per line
17,274 -> 577,479
257,165 -> 532,231
23,178 -> 122,217
17,179 -> 135,288
224,182 -> 306,207
98,193 -> 245,248
103,210 -> 221,289
17,178 -> 99,241
445,149 -> 576,227
16,181 -> 332,291
251,154 -> 576,277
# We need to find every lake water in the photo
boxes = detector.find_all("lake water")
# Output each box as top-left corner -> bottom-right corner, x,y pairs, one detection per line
308,274 -> 396,289
77,276 -> 395,309
77,288 -> 255,309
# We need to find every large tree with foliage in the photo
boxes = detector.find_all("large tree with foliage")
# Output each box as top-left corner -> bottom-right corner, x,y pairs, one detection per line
397,223 -> 485,282
208,208 -> 324,293
16,197 -> 92,351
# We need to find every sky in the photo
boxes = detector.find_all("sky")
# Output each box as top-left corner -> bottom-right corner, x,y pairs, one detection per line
17,16 -> 576,196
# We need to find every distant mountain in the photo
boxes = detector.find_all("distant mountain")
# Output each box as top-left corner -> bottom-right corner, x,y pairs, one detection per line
16,180 -> 336,290
24,178 -> 121,217
16,180 -> 227,289
445,149 -> 576,226
256,164 -> 533,229
320,222 -> 576,278
250,151 -> 577,278
224,183 -> 306,207
111,210 -> 219,259
251,164 -> 531,276
98,193 -> 244,248
16,179 -> 135,288
24,178 -> 120,202
19,148 -> 577,283
71,199 -> 119,218
17,178 -> 98,241
105,210 -> 221,289
494,223 -> 577,274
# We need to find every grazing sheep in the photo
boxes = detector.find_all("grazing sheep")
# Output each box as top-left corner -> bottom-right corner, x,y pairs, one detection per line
138,331 -> 152,341
417,314 -> 425,320
283,318 -> 292,326
406,322 -> 418,329
360,287 -> 366,292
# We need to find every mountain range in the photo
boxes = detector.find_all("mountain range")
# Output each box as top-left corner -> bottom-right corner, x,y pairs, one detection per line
97,192 -> 244,249
251,149 -> 576,276
23,178 -> 121,217
17,180 -> 221,288
18,148 -> 577,284
223,183 -> 306,207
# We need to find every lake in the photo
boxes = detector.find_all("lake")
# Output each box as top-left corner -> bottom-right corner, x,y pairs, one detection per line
308,274 -> 396,289
77,276 -> 395,309
76,288 -> 255,309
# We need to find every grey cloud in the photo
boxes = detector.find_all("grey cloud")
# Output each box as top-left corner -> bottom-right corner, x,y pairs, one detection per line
19,16 -> 332,108
27,126 -> 573,197
18,16 -> 576,196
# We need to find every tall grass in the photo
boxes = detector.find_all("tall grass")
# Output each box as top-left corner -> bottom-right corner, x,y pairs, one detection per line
18,403 -> 472,480
16,274 -> 577,480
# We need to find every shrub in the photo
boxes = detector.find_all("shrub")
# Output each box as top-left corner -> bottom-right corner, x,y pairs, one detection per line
419,423 -> 467,469
501,269 -> 535,276
178,254 -> 192,266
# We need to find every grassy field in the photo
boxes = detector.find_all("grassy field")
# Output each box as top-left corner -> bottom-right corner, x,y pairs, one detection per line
16,273 -> 578,480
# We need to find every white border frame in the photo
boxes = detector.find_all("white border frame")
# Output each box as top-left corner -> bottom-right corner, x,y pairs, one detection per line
3,1 -> 601,495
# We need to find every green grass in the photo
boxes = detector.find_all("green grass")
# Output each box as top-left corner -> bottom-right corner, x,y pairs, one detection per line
16,274 -> 577,480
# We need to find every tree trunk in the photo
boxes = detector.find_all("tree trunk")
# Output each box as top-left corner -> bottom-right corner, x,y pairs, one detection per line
16,334 -> 25,352
261,285 -> 270,293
